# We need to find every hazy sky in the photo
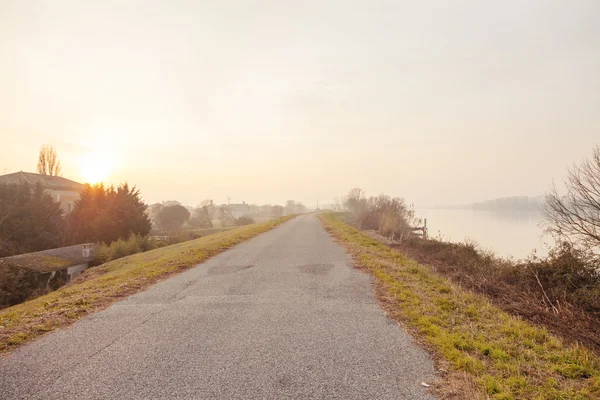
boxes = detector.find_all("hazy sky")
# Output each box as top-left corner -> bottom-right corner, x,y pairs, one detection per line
1,1 -> 599,207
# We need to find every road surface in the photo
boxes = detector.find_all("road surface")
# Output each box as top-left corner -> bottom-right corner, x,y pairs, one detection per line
1,214 -> 436,399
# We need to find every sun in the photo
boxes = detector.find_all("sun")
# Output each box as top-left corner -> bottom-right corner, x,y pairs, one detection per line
80,151 -> 114,184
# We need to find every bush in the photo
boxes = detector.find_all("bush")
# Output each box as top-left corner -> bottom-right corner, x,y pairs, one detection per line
520,241 -> 600,312
235,216 -> 255,226
343,188 -> 418,240
98,233 -> 157,263
164,231 -> 201,245
395,235 -> 600,352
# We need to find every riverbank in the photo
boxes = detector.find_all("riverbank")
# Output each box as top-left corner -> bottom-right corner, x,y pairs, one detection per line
320,212 -> 600,399
386,233 -> 600,355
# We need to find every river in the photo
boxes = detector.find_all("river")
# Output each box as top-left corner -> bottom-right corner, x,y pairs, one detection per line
416,208 -> 553,260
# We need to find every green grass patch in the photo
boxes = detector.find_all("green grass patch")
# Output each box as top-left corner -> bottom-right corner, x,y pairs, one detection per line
0,216 -> 294,354
320,212 -> 600,399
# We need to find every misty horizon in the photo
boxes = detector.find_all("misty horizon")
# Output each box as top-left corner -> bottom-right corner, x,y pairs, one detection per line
1,1 -> 599,208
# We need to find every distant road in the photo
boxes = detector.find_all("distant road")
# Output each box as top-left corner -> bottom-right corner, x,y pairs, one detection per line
1,214 -> 436,399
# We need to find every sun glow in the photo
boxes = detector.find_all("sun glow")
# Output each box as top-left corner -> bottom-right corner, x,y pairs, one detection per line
80,151 -> 114,184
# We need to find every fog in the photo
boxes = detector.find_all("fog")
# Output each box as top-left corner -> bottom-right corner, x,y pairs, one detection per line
1,1 -> 599,208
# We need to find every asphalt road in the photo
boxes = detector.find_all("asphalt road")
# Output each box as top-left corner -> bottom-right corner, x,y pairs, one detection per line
1,214 -> 436,399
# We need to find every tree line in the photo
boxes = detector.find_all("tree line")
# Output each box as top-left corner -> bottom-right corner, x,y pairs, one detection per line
0,182 -> 150,257
0,182 -> 308,257
1,144 -> 309,256
148,200 -> 304,232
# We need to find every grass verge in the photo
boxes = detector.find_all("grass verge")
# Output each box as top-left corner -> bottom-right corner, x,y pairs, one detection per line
391,235 -> 600,355
0,216 -> 294,355
320,213 -> 600,400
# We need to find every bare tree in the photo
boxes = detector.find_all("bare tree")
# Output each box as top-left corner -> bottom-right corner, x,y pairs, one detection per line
271,205 -> 284,218
200,200 -> 215,227
188,200 -> 215,228
543,145 -> 600,252
343,188 -> 366,214
37,145 -> 62,176
343,188 -> 369,227
217,205 -> 236,227
284,200 -> 296,216
333,197 -> 342,210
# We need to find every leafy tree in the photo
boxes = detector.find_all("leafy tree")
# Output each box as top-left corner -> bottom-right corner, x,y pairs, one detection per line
36,145 -> 62,176
67,183 -> 151,244
147,203 -> 163,228
156,204 -> 190,231
0,182 -> 64,256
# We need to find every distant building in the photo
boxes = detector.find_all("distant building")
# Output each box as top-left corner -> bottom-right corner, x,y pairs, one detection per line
0,171 -> 84,213
222,202 -> 251,219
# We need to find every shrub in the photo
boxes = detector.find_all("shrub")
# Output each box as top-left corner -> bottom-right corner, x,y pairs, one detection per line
98,233 -> 157,263
343,188 -> 419,240
165,231 -> 201,245
235,216 -> 255,226
395,235 -> 600,351
520,241 -> 600,313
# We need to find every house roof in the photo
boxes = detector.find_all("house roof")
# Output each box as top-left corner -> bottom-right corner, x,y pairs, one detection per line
0,171 -> 84,191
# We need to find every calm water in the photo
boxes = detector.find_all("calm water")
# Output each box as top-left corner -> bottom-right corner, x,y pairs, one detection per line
416,208 -> 553,260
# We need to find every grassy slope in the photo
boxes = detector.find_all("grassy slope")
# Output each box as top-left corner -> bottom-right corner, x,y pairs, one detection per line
0,216 -> 294,354
185,226 -> 234,235
320,213 -> 600,400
